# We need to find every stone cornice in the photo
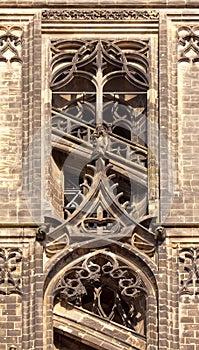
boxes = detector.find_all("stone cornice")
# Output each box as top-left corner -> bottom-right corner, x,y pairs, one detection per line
42,9 -> 159,21
1,1 -> 199,9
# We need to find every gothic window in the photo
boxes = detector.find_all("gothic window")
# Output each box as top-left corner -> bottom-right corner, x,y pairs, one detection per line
46,38 -> 159,350
49,249 -> 153,350
44,24 -> 162,350
54,252 -> 147,336
50,39 -> 149,222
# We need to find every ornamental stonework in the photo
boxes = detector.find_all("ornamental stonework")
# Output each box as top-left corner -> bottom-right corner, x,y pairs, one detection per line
0,248 -> 22,295
0,26 -> 22,64
179,248 -> 199,296
178,26 -> 199,64
54,251 -> 147,335
42,9 -> 159,21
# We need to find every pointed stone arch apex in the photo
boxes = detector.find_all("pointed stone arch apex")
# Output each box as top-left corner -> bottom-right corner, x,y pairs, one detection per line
43,156 -> 163,258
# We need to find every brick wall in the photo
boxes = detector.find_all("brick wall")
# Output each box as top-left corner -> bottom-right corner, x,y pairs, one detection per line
0,295 -> 22,350
0,4 -> 199,350
0,60 -> 23,223
48,155 -> 64,218
178,63 -> 199,222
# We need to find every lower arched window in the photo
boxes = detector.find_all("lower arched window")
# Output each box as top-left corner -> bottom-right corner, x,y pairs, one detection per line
46,248 -> 158,350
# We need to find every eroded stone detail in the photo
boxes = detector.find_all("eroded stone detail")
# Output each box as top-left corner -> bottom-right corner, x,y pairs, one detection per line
0,248 -> 22,295
0,26 -> 22,64
178,26 -> 199,63
54,251 -> 147,334
179,248 -> 199,296
42,9 -> 159,21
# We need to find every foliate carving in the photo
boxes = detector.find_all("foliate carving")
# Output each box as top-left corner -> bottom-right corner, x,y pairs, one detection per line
0,26 -> 22,64
54,251 -> 147,334
178,26 -> 199,63
179,248 -> 199,296
0,248 -> 22,295
42,9 -> 159,22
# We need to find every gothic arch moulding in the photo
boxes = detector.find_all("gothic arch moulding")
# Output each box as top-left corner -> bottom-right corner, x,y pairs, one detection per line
43,242 -> 158,350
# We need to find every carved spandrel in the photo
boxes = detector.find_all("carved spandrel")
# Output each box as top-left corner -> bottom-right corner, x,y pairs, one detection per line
0,26 -> 22,64
0,248 -> 22,295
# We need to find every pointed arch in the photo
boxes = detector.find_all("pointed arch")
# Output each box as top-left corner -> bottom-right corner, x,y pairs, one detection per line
43,240 -> 158,350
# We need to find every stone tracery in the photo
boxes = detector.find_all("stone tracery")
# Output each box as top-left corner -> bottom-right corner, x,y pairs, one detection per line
0,248 -> 22,295
42,38 -> 164,259
178,26 -> 199,63
0,26 -> 22,63
54,251 -> 147,335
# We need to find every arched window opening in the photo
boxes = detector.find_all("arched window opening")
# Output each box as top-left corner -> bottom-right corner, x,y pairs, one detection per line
51,39 -> 148,148
50,39 -> 149,220
53,252 -> 147,336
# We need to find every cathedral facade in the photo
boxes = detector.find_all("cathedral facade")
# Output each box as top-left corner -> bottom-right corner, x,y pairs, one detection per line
0,1 -> 199,349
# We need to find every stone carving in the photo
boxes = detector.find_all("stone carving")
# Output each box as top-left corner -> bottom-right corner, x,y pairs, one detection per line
47,39 -> 164,259
51,39 -> 149,92
0,26 -> 22,63
51,39 -> 148,165
0,248 -> 22,295
43,156 -> 162,258
91,125 -> 110,159
54,251 -> 147,334
178,26 -> 199,63
42,9 -> 159,21
132,225 -> 165,258
179,248 -> 199,296
36,224 -> 48,242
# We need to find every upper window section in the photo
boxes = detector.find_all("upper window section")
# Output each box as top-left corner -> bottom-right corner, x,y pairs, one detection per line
50,40 -> 149,147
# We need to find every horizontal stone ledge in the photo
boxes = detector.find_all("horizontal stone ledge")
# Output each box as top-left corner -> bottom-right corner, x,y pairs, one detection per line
1,2 -> 199,9
157,222 -> 199,228
0,223 -> 39,228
